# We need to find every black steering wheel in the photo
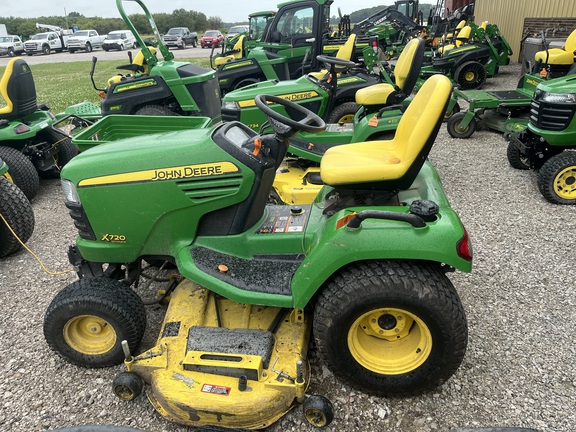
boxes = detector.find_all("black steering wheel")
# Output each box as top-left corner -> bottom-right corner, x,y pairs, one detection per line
254,94 -> 326,137
316,54 -> 356,73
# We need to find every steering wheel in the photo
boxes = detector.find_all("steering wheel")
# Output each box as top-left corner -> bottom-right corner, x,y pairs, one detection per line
254,94 -> 326,137
316,54 -> 356,73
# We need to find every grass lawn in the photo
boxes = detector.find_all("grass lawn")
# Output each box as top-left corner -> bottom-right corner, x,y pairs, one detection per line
0,57 -> 212,114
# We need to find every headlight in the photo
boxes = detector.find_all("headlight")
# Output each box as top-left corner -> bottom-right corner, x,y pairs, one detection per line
61,179 -> 81,205
222,100 -> 240,110
537,91 -> 576,104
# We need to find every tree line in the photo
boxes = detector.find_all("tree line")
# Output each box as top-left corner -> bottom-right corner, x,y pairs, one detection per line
0,9 -> 241,39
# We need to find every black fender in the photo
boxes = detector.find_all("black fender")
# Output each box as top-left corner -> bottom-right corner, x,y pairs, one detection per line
101,75 -> 174,116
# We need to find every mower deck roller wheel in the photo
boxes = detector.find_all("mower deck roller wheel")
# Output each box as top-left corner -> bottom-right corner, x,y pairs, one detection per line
113,371 -> 144,401
43,278 -> 146,367
538,151 -> 576,204
313,260 -> 468,396
303,395 -> 334,427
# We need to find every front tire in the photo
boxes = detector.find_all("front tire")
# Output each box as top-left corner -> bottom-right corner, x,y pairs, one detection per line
327,102 -> 359,124
538,151 -> 576,204
85,43 -> 92,53
44,278 -> 147,368
447,112 -> 477,139
313,260 -> 467,396
42,45 -> 50,55
0,177 -> 35,258
180,40 -> 186,49
0,146 -> 40,200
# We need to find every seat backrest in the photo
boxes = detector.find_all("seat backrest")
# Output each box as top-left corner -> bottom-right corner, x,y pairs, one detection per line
390,74 -> 452,188
455,25 -> 472,45
0,57 -> 38,121
565,29 -> 576,53
336,34 -> 356,61
394,37 -> 425,94
132,46 -> 157,74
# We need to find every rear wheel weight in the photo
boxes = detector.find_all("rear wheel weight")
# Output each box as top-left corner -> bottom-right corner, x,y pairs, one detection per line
313,260 -> 468,396
538,151 -> 576,204
43,278 -> 147,368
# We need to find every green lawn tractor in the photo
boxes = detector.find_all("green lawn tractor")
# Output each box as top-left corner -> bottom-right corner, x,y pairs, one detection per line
0,57 -> 78,200
447,30 -> 576,140
420,22 -> 513,90
507,73 -> 576,204
0,157 -> 35,258
43,74 -> 472,430
62,0 -> 221,123
221,41 -> 389,132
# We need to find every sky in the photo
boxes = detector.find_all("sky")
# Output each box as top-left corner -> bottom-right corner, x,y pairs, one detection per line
0,0 -> 395,23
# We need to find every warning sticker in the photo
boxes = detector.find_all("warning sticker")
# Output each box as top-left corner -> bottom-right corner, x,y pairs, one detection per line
201,384 -> 231,396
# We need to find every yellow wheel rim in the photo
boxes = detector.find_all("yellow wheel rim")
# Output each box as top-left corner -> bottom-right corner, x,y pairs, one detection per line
63,315 -> 117,355
348,308 -> 432,375
336,113 -> 355,124
305,408 -> 328,427
554,166 -> 576,199
2,172 -> 13,183
464,71 -> 476,82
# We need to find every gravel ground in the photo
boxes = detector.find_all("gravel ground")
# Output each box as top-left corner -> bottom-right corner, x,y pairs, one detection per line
1,62 -> 575,432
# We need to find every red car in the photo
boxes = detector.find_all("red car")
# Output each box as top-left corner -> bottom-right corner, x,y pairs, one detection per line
201,30 -> 224,49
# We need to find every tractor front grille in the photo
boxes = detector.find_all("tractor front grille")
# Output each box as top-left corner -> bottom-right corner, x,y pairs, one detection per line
529,100 -> 576,131
66,202 -> 96,240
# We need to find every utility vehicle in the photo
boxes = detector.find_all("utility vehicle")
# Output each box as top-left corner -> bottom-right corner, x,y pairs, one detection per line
43,74 -> 472,429
0,57 -> 77,200
0,157 -> 35,258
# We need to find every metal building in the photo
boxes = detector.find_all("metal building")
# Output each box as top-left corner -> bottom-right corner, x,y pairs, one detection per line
474,0 -> 576,62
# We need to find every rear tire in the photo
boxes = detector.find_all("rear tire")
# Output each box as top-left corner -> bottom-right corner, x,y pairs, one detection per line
134,104 -> 175,116
44,278 -> 147,368
327,102 -> 359,124
313,260 -> 467,396
0,146 -> 40,200
0,177 -> 35,258
454,61 -> 486,90
538,151 -> 576,204
233,78 -> 260,90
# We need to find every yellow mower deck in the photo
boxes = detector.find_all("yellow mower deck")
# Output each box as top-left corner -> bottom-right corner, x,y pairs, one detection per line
126,279 -> 310,429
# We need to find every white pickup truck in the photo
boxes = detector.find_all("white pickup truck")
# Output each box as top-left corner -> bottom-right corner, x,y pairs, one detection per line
0,35 -> 24,56
24,32 -> 67,55
67,30 -> 106,53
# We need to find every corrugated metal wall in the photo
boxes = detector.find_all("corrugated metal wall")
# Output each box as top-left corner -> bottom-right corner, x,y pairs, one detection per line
475,0 -> 576,61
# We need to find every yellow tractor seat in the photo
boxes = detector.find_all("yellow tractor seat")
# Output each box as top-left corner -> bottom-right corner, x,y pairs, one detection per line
439,25 -> 471,55
320,74 -> 452,190
535,29 -> 576,65
108,47 -> 158,87
214,35 -> 246,67
0,57 -> 38,121
354,37 -> 425,107
309,34 -> 357,79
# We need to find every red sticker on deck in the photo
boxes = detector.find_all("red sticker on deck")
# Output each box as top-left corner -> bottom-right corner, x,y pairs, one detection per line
201,384 -> 231,396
